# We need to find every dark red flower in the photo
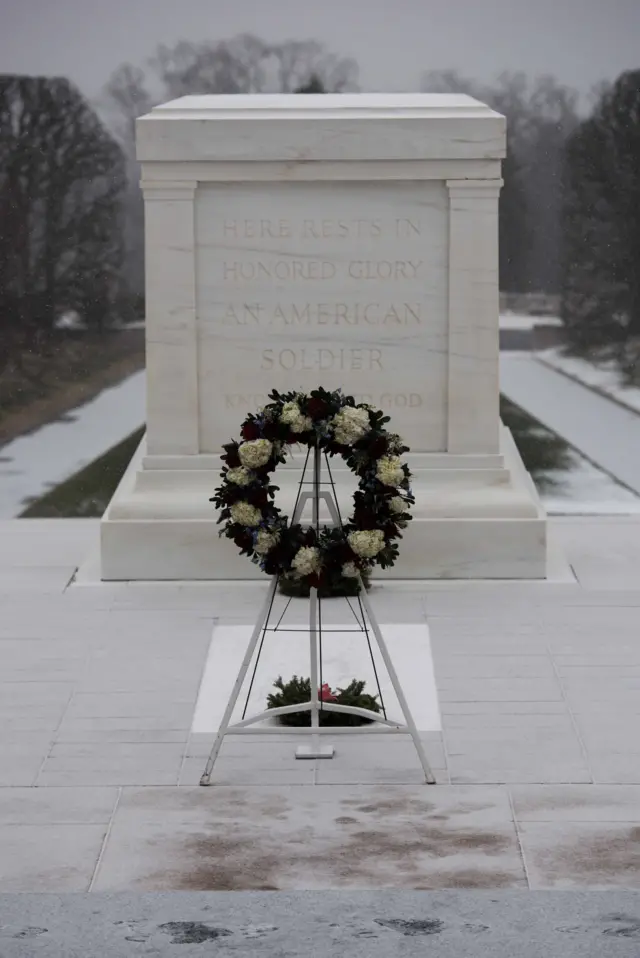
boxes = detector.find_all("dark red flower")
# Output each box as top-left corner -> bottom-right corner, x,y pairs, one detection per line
354,508 -> 377,527
233,530 -> 254,550
247,488 -> 268,508
306,397 -> 329,419
360,436 -> 386,459
336,541 -> 356,563
266,544 -> 288,568
253,464 -> 272,478
241,421 -> 261,440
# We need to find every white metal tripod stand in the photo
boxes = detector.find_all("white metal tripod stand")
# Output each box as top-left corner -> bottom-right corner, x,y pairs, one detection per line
200,444 -> 436,786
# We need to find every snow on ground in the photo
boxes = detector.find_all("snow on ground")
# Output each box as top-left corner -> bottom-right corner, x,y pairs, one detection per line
2,355 -> 639,521
499,312 -> 562,331
537,347 -> 640,415
543,456 -> 640,515
500,352 -> 640,498
0,371 -> 144,518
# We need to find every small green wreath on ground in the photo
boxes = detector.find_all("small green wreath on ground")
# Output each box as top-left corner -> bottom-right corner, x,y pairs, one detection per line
210,388 -> 414,591
278,566 -> 371,599
267,676 -> 381,727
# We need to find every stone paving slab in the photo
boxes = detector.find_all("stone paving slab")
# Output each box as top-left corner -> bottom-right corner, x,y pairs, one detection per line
92,785 -> 524,892
0,786 -> 118,824
0,824 -> 108,892
3,891 -> 640,957
1,519 -> 640,891
519,822 -> 640,889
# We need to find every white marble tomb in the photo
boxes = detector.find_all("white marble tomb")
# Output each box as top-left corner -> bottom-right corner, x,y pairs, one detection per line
100,93 -> 547,579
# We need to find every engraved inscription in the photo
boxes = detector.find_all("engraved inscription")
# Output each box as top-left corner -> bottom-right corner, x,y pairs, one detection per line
224,391 -> 424,410
224,393 -> 269,409
223,219 -> 292,239
347,261 -> 422,280
355,393 -> 424,408
222,260 -> 337,281
221,259 -> 422,282
197,180 -> 449,452
220,302 -> 422,326
301,219 -> 382,239
216,216 -> 426,346
261,348 -> 383,372
221,217 -> 420,240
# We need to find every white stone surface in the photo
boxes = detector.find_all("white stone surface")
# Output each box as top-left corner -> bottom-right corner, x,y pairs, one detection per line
101,93 -> 546,580
6,518 -> 640,891
192,623 -> 441,734
196,181 -> 449,453
136,93 -> 506,164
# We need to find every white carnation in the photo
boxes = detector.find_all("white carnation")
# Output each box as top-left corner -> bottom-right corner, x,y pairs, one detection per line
280,401 -> 301,424
254,529 -> 279,555
291,546 -> 321,577
348,529 -> 386,558
389,496 -> 408,514
230,501 -> 262,527
387,433 -> 405,453
375,455 -> 405,487
226,466 -> 252,486
342,562 -> 360,578
291,414 -> 313,433
238,439 -> 272,469
280,401 -> 312,434
331,406 -> 371,445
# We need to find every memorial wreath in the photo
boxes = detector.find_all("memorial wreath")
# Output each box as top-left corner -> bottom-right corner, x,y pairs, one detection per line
211,388 -> 414,590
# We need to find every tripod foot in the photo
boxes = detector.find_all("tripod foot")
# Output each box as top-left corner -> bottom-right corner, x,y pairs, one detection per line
295,744 -> 335,760
199,773 -> 212,787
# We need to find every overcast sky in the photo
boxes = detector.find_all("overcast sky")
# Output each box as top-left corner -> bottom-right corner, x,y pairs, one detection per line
2,0 -> 639,102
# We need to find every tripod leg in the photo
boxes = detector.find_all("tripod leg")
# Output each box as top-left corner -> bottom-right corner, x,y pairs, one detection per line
359,587 -> 436,784
200,577 -> 279,786
309,586 -> 320,749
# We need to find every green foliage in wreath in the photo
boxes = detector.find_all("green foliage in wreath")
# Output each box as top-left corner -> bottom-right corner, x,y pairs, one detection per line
266,675 -> 381,727
210,388 -> 414,591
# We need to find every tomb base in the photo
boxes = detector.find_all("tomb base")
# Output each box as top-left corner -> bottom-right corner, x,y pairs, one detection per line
100,422 -> 546,580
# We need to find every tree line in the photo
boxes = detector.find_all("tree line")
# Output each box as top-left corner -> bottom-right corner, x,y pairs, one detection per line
0,75 -> 126,377
1,34 -> 639,375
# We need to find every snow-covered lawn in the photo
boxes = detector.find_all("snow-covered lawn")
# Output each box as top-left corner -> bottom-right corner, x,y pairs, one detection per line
0,371 -> 144,518
501,352 -> 640,498
537,348 -> 640,415
543,455 -> 640,515
2,357 -> 639,521
499,312 -> 562,331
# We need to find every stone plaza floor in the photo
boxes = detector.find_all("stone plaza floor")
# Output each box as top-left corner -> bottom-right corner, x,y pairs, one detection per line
2,518 -> 640,899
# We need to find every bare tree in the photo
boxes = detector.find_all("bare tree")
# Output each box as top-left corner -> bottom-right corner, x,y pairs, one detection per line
295,75 -> 327,94
103,62 -> 152,145
269,39 -> 358,93
102,64 -> 152,298
151,35 -> 269,98
0,75 -> 126,369
148,35 -> 358,98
